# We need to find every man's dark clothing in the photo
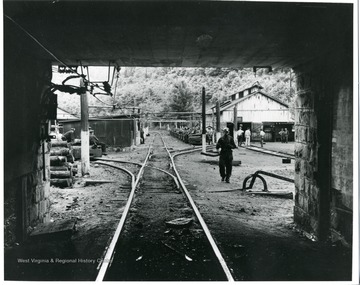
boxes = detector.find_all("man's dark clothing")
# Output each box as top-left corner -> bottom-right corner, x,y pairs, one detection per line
90,134 -> 107,153
216,134 -> 237,182
284,129 -> 289,143
62,130 -> 74,143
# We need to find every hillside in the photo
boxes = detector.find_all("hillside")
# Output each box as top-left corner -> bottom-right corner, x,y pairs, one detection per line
53,67 -> 295,118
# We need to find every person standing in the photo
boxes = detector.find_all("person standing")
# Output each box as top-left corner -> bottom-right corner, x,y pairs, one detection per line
260,128 -> 265,147
284,128 -> 289,143
279,128 -> 285,143
206,127 -> 213,145
236,126 -> 244,147
245,127 -> 251,146
140,127 -> 145,144
216,128 -> 237,183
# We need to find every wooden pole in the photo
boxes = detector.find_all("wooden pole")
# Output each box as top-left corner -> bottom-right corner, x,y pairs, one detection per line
233,105 -> 238,141
216,101 -> 221,141
202,87 -> 206,153
80,77 -> 90,176
133,120 -> 137,146
212,107 -> 215,143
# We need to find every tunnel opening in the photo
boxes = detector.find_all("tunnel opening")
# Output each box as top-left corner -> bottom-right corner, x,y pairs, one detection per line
3,0 -> 355,282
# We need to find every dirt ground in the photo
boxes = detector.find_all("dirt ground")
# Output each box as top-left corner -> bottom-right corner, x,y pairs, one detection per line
4,131 -> 352,281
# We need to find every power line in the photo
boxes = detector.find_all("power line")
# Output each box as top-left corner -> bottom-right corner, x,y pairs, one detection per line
4,14 -> 112,95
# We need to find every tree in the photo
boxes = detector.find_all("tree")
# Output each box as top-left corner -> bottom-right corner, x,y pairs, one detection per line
168,81 -> 194,113
58,66 -> 296,118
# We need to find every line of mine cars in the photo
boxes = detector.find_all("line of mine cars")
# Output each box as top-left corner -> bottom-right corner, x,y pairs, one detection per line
169,127 -> 213,145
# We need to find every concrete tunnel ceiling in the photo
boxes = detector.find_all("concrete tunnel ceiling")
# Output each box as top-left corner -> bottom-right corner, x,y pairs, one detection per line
4,1 -> 353,68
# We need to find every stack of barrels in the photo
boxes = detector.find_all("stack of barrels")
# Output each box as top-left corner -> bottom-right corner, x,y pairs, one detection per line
50,141 -> 78,188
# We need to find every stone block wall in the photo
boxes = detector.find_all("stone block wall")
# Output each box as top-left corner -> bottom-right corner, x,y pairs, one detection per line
293,71 -> 320,234
330,85 -> 353,243
4,25 -> 53,242
11,136 -> 52,241
29,142 -> 51,227
293,58 -> 353,244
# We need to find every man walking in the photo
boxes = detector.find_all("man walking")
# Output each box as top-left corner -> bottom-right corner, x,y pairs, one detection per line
216,127 -> 237,183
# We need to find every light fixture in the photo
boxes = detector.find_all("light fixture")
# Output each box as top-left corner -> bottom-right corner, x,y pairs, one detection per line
81,61 -> 120,96
54,61 -> 120,96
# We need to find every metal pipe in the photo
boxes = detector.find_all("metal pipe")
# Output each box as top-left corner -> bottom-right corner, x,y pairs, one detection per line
242,170 -> 294,192
254,170 -> 294,183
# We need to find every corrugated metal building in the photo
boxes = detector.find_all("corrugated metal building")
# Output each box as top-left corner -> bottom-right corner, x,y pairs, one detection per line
211,82 -> 294,141
59,115 -> 139,148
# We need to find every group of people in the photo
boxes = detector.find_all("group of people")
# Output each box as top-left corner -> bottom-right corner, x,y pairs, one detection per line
235,126 -> 252,147
279,128 -> 289,143
61,127 -> 107,154
236,126 -> 266,147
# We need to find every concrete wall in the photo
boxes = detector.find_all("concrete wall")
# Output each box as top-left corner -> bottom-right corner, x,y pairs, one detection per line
5,22 -> 52,241
293,56 -> 353,243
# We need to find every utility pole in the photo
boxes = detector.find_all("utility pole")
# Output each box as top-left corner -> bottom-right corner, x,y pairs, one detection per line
216,101 -> 221,141
233,105 -> 238,140
202,87 -> 206,153
211,107 -> 215,143
80,76 -> 90,176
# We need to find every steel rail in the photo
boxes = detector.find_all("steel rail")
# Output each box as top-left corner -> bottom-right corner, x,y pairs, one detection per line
95,144 -> 152,281
169,144 -> 214,153
95,161 -> 135,186
158,133 -> 235,282
94,157 -> 180,189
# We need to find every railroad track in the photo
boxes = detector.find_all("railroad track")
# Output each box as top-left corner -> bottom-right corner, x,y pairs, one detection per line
95,132 -> 234,281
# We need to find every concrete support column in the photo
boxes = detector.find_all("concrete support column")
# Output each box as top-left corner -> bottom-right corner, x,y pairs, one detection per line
293,62 -> 336,241
80,77 -> 90,176
293,66 -> 324,240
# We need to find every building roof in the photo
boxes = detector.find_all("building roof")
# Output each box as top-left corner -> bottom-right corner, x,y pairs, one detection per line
211,89 -> 289,112
230,81 -> 264,97
226,90 -> 288,111
211,81 -> 288,112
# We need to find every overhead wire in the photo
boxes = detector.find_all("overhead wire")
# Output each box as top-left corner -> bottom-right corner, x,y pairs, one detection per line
92,95 -> 116,107
5,14 -> 177,120
4,14 -> 112,96
5,14 -> 199,120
